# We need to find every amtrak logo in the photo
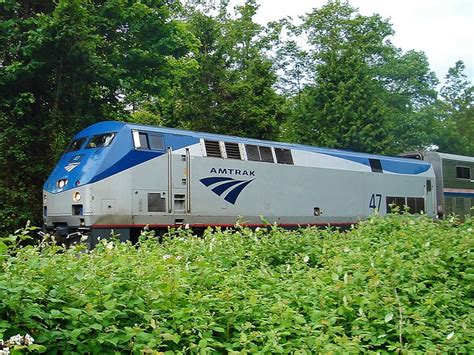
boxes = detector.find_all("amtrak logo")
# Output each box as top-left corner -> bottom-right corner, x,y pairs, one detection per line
200,177 -> 255,204
64,162 -> 80,172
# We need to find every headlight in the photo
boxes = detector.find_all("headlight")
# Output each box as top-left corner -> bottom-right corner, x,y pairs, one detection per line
73,191 -> 81,202
57,179 -> 68,189
43,194 -> 47,203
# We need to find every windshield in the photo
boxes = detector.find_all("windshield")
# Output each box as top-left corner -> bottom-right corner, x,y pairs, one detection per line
86,132 -> 116,149
65,137 -> 87,152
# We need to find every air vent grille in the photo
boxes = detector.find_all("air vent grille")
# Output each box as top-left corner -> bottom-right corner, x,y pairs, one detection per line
246,145 -> 260,161
148,193 -> 166,212
204,140 -> 222,158
259,146 -> 274,163
275,148 -> 294,165
225,142 -> 241,159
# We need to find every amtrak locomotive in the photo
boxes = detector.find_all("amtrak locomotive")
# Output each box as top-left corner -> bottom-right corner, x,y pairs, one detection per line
43,121 -> 470,247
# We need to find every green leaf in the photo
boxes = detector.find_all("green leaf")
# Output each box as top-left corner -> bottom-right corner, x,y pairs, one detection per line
0,241 -> 8,254
198,338 -> 208,348
90,323 -> 103,331
27,344 -> 47,353
70,328 -> 83,340
161,333 -> 180,344
50,309 -> 62,317
384,313 -> 394,323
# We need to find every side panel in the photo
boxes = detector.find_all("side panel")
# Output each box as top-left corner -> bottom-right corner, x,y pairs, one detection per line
187,155 -> 435,225
190,159 -> 366,223
130,154 -> 171,225
439,155 -> 474,219
90,168 -> 133,225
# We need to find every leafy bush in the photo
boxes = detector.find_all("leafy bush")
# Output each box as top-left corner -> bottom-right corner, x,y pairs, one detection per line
0,214 -> 472,353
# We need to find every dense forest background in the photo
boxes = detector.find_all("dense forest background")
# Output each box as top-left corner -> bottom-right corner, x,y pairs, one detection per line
0,0 -> 473,232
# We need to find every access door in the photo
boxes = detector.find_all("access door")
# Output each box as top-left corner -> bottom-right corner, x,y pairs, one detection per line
425,179 -> 436,216
168,148 -> 191,215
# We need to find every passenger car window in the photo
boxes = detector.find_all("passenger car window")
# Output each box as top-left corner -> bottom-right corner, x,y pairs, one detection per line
66,137 -> 87,152
86,133 -> 116,148
456,166 -> 470,180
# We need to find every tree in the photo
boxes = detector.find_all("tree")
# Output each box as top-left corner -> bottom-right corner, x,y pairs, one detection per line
158,0 -> 284,140
0,0 -> 195,231
281,1 -> 438,155
434,61 -> 474,155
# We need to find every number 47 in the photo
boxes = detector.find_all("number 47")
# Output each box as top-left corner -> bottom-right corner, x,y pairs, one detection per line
369,193 -> 382,211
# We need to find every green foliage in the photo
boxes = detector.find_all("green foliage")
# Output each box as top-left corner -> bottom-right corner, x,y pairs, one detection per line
160,0 -> 285,140
0,215 -> 472,352
434,61 -> 474,156
0,0 -> 196,232
280,1 -> 438,154
0,0 -> 472,238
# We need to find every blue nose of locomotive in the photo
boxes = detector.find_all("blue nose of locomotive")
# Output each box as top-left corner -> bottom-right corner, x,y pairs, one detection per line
43,121 -> 129,193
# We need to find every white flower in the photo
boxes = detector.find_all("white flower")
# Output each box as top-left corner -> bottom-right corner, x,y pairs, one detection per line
8,335 -> 22,345
163,254 -> 171,260
303,255 -> 309,263
24,334 -> 34,345
176,256 -> 182,260
80,235 -> 88,242
184,224 -> 190,229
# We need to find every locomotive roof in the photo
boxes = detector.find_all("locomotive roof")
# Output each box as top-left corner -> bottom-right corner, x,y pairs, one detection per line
75,120 -> 433,167
123,121 -> 432,166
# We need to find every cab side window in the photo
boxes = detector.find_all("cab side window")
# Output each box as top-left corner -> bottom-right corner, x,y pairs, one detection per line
133,131 -> 165,151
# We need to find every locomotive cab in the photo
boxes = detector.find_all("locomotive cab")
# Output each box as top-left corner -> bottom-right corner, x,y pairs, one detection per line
43,122 -> 130,241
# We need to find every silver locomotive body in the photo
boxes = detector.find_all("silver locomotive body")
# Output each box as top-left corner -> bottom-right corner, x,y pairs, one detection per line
44,121 -> 437,246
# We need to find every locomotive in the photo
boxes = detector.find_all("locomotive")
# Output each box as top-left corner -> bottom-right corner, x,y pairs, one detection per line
42,121 -> 472,247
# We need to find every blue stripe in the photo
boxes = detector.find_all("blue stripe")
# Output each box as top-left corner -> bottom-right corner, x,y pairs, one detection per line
90,150 -> 163,183
381,159 -> 431,174
444,192 -> 474,198
322,151 -> 431,175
